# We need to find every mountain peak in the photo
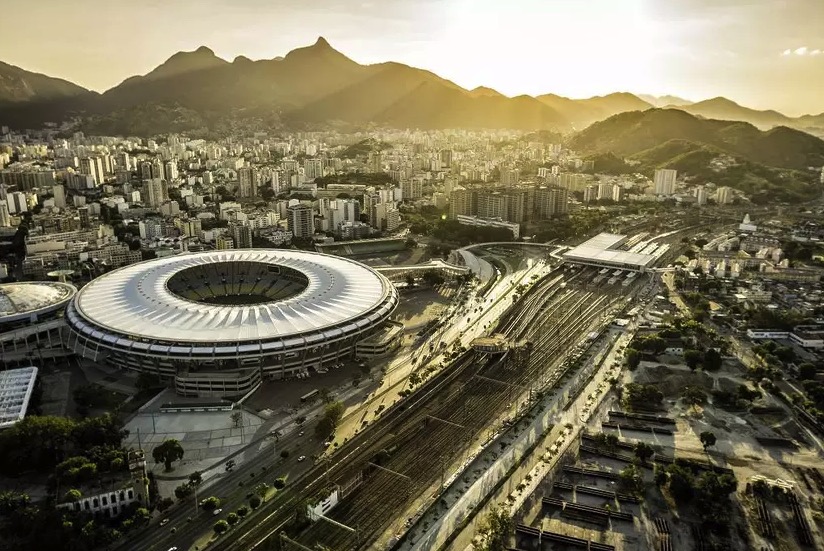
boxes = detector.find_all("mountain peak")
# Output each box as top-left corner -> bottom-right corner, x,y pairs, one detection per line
136,46 -> 228,82
282,36 -> 355,66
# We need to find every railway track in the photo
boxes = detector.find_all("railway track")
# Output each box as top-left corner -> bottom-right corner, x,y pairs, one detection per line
216,271 -> 630,551
296,283 -> 623,549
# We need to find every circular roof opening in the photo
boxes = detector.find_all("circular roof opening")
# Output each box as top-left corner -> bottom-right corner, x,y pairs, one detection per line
166,261 -> 309,306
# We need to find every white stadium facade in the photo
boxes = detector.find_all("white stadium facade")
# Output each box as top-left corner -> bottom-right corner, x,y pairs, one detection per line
65,250 -> 399,397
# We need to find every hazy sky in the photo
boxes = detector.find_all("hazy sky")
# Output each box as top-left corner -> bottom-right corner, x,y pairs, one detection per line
4,0 -> 823,115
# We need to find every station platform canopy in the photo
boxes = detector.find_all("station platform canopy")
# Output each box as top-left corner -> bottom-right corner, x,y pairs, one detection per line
563,233 -> 657,273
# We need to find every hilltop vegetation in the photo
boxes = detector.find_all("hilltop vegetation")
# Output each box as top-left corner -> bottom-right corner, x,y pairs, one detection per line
569,109 -> 824,203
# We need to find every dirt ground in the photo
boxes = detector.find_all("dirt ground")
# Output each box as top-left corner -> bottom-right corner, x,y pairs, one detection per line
515,356 -> 824,551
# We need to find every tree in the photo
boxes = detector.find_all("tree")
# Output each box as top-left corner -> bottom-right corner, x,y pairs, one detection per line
634,442 -> 654,464
681,386 -> 706,407
249,495 -> 261,509
404,274 -> 416,287
666,464 -> 695,503
473,505 -> 513,551
64,489 -> 82,502
133,507 -> 151,525
227,512 -> 239,526
201,496 -> 221,512
273,477 -> 286,490
230,411 -> 243,428
703,348 -> 723,371
619,464 -> 644,494
174,483 -> 193,500
315,401 -> 345,439
798,363 -> 817,380
318,388 -> 332,404
213,520 -> 229,535
623,383 -> 664,411
625,348 -> 641,370
0,491 -> 30,515
280,450 -> 290,459
152,439 -> 184,471
254,483 -> 270,500
237,505 -> 249,518
684,349 -> 703,370
188,470 -> 203,487
700,431 -> 717,451
157,497 -> 174,512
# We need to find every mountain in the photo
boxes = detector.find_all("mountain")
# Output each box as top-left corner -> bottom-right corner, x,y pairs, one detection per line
674,97 -> 792,129
0,39 -> 821,136
468,86 -> 506,98
0,40 -> 657,134
638,94 -> 692,107
117,46 -> 229,86
0,61 -> 89,103
536,92 -> 653,128
569,108 -> 824,203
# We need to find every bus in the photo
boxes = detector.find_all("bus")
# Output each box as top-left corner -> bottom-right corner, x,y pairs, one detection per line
301,389 -> 319,403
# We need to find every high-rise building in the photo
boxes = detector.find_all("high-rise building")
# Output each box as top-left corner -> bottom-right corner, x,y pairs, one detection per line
367,152 -> 382,173
163,160 -> 179,181
716,186 -> 733,205
237,167 -> 259,198
449,188 -> 477,219
183,219 -> 202,238
216,235 -> 234,250
139,161 -> 154,180
288,204 -> 315,239
440,149 -> 453,168
583,185 -> 598,203
653,169 -> 677,196
401,177 -> 424,200
339,199 -> 361,223
231,224 -> 253,248
143,178 -> 168,208
535,187 -> 568,218
138,220 -> 163,240
694,186 -> 707,206
52,184 -> 66,208
597,182 -> 613,200
372,202 -> 400,232
500,168 -> 520,186
303,158 -> 324,181
7,192 -> 27,214
79,156 -> 105,185
78,207 -> 90,229
477,192 -> 507,220
612,185 -> 623,202
0,200 -> 10,227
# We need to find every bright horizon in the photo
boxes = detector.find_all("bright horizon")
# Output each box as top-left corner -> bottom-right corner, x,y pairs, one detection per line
3,0 -> 824,116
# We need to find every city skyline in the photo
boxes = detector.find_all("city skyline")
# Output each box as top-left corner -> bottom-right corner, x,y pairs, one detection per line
3,0 -> 824,116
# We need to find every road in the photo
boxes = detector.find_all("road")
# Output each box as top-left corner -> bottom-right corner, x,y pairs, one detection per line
121,249 -> 549,551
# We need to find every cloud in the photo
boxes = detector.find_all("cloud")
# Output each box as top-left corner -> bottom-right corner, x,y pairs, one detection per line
782,46 -> 824,56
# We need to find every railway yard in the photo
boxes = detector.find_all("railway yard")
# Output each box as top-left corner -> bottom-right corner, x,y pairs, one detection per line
128,227 -> 735,551
203,258 -> 655,551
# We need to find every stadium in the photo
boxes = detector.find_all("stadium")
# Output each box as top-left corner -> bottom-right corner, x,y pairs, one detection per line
1,281 -> 78,364
65,250 -> 399,397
